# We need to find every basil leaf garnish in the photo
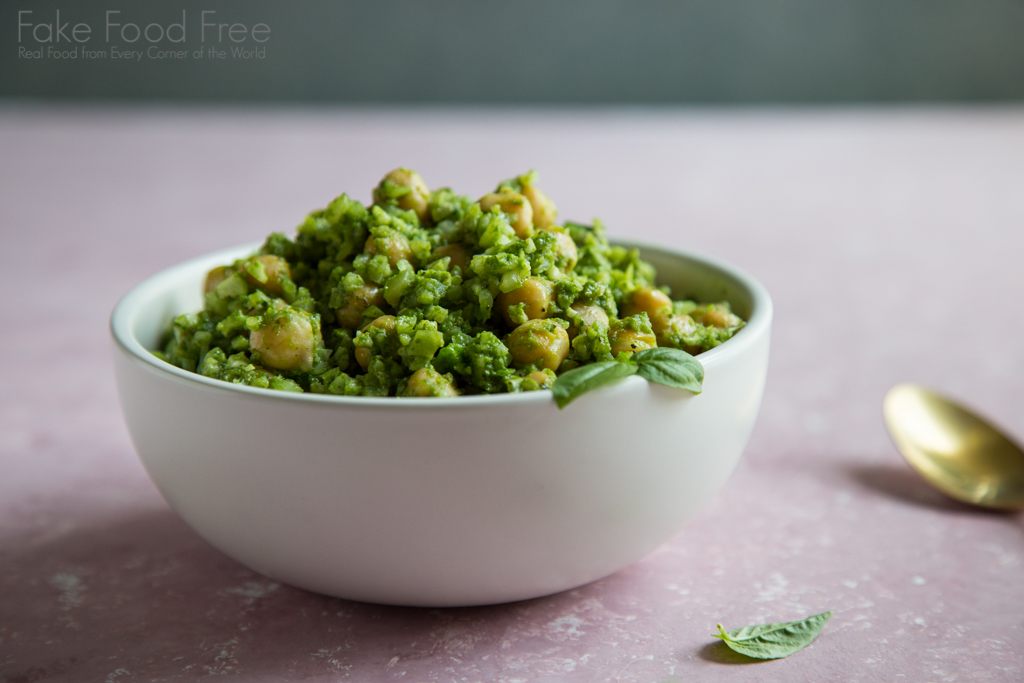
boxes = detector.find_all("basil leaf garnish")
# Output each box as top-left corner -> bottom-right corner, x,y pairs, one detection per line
552,361 -> 637,408
550,346 -> 705,407
632,347 -> 704,394
713,611 -> 832,660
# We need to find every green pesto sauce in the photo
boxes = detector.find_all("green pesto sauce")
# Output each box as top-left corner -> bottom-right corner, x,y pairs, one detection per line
160,170 -> 745,397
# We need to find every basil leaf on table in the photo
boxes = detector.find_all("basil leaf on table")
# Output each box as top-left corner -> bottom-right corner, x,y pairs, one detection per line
632,347 -> 704,394
552,361 -> 637,408
713,611 -> 833,660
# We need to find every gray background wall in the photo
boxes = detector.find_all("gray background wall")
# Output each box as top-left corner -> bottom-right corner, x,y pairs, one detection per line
5,0 -> 1024,103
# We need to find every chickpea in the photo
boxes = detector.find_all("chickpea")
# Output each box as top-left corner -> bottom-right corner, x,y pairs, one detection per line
479,191 -> 533,239
204,266 -> 231,294
431,243 -> 472,272
364,231 -> 416,268
244,255 -> 291,297
567,303 -> 609,338
507,319 -> 570,371
547,229 -> 578,271
692,306 -> 743,329
335,284 -> 385,329
621,287 -> 673,333
373,168 -> 431,222
521,184 -> 557,230
526,370 -> 554,389
655,313 -> 697,347
355,315 -> 397,371
250,311 -> 319,372
609,324 -> 657,357
401,367 -> 459,397
496,277 -> 554,327
572,303 -> 610,328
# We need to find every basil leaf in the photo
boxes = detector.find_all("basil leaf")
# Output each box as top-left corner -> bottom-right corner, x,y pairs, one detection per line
551,361 -> 637,409
632,347 -> 704,394
712,611 -> 833,660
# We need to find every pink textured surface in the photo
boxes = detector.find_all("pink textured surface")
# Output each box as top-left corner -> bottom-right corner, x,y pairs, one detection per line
2,105 -> 1023,682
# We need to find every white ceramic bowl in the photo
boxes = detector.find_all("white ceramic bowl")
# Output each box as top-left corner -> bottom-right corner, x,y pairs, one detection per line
111,241 -> 771,607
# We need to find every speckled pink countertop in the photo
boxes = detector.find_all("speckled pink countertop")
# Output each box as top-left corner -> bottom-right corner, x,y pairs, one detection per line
2,105 -> 1022,682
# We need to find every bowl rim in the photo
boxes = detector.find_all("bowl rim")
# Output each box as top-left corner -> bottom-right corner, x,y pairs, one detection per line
111,239 -> 772,409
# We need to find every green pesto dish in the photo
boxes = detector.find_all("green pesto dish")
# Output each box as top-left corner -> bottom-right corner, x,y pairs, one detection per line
157,169 -> 745,398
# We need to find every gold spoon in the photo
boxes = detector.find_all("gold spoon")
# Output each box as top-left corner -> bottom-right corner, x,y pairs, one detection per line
883,384 -> 1024,510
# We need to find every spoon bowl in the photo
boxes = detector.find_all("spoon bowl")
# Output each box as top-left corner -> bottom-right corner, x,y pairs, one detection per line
883,384 -> 1024,510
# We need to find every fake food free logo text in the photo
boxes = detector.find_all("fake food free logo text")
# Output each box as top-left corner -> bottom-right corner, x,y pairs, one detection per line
17,10 -> 270,61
